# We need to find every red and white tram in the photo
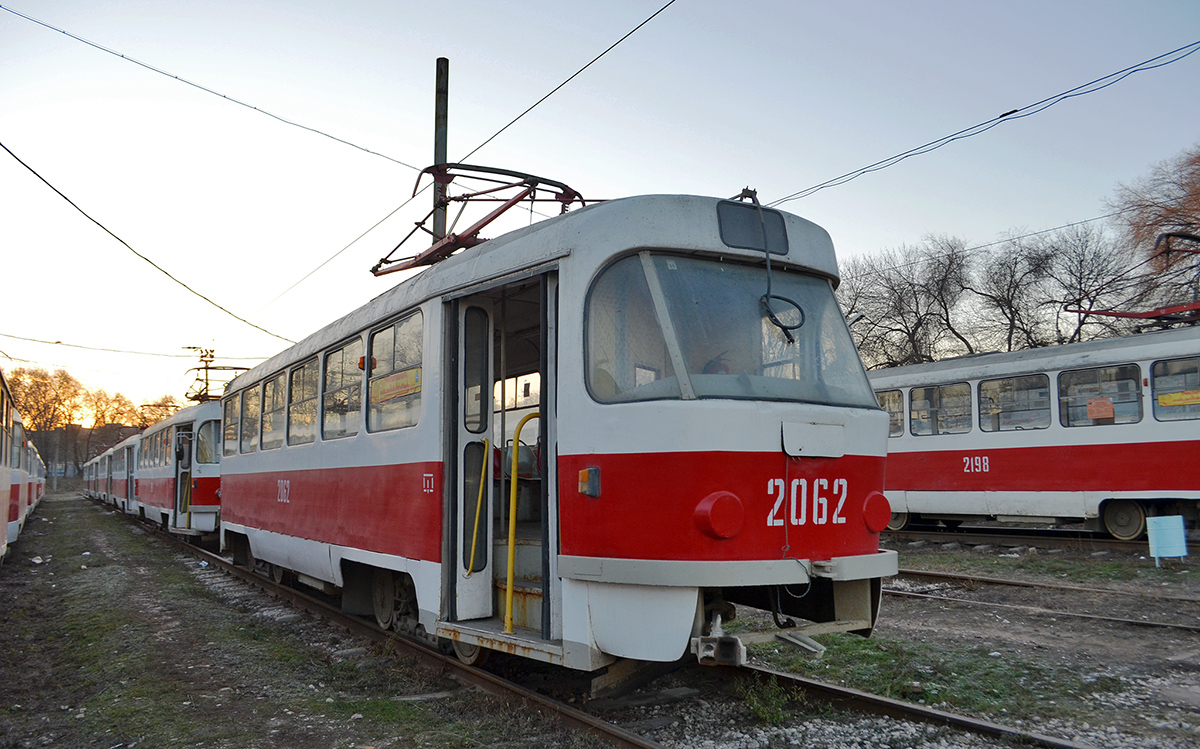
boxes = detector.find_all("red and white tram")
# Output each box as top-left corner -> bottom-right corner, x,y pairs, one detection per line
220,193 -> 895,670
110,433 -> 139,515
7,410 -> 32,546
1,370 -> 15,559
869,325 -> 1200,540
134,401 -> 222,533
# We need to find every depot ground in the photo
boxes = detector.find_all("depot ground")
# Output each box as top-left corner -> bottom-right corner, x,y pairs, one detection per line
0,490 -> 598,749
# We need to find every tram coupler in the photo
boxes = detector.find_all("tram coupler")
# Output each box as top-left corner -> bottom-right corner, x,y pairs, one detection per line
689,614 -> 747,667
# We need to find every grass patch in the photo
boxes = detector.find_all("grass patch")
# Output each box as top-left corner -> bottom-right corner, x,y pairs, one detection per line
895,546 -> 1186,587
751,631 -> 1124,723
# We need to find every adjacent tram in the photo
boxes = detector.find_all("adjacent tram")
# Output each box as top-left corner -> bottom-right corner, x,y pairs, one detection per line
218,193 -> 896,670
134,401 -> 223,534
869,325 -> 1200,539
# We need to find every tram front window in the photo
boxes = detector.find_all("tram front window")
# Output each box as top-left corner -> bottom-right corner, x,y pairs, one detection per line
586,253 -> 876,408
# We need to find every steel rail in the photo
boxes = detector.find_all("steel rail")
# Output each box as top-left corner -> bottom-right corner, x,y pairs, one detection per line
107,503 -> 663,749
897,568 -> 1200,603
887,527 -> 1142,552
887,589 -> 1200,633
734,663 -> 1095,749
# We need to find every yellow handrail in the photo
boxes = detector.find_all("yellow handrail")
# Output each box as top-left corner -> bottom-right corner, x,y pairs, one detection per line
465,438 -> 490,577
505,413 -> 539,633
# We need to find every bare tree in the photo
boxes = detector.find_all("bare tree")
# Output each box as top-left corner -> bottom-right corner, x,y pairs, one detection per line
1108,144 -> 1200,314
138,395 -> 183,429
964,235 -> 1053,351
1035,224 -> 1140,343
6,368 -> 85,432
838,239 -> 978,369
1109,143 -> 1200,250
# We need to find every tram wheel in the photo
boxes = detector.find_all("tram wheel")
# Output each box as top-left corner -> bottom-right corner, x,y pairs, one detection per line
886,512 -> 909,531
452,640 -> 490,667
271,563 -> 292,586
372,569 -> 396,630
1103,500 -> 1146,541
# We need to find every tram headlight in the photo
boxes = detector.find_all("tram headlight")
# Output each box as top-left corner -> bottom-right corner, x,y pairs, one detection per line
862,491 -> 891,533
694,491 -> 745,539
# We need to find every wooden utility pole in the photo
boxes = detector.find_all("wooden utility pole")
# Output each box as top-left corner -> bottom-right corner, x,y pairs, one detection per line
433,57 -> 449,243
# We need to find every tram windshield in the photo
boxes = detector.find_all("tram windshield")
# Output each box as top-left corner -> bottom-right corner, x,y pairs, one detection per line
586,253 -> 877,408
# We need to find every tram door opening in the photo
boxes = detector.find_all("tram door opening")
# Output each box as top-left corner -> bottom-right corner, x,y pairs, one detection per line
123,446 -> 135,508
175,427 -> 193,530
448,276 -> 554,634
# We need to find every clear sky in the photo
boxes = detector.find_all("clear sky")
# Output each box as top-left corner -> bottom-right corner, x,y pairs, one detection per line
2,0 -> 1198,409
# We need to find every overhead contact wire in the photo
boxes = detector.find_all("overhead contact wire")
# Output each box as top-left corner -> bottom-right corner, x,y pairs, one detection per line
0,4 -> 421,172
0,140 -> 294,344
770,40 -> 1200,206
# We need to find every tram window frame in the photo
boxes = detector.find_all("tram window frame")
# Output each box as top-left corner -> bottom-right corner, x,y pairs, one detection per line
323,337 -> 364,440
367,310 -> 424,433
223,395 -> 240,457
196,420 -> 221,464
1058,364 -> 1142,427
288,358 -> 319,446
875,389 -> 904,437
240,384 -> 261,453
260,372 -> 286,450
978,374 -> 1051,432
909,382 -> 972,436
1151,356 -> 1200,422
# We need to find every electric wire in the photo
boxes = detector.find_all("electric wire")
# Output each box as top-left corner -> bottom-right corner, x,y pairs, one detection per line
0,4 -> 421,172
458,0 -> 678,163
770,40 -> 1200,207
0,140 -> 295,344
0,333 -> 265,360
265,0 -> 678,306
840,209 -> 1136,283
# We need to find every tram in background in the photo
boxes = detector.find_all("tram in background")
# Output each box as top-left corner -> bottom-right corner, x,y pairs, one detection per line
870,325 -> 1200,540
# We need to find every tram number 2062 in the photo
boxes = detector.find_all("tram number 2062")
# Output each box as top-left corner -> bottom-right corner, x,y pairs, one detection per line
767,478 -> 848,527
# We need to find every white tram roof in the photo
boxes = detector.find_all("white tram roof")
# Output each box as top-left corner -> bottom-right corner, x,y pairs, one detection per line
228,194 -> 839,392
142,400 -> 222,434
868,324 -> 1200,388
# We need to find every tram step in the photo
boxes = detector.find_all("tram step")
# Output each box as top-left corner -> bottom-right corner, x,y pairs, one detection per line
493,578 -> 542,630
492,539 -> 542,583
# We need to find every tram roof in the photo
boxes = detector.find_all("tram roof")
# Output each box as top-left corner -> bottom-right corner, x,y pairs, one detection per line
867,324 -> 1200,387
228,194 -> 840,393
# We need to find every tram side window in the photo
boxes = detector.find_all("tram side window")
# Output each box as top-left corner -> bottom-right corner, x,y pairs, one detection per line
261,373 -> 286,450
1058,364 -> 1142,427
288,359 -> 318,445
223,396 -> 240,457
324,338 -> 363,439
979,374 -> 1051,432
909,382 -> 971,436
196,420 -> 220,463
1152,357 -> 1200,421
875,390 -> 903,437
368,311 -> 423,432
240,385 -> 261,453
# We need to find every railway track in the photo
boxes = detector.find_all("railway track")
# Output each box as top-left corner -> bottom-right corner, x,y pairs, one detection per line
889,568 -> 1200,633
104,502 -> 1107,749
886,526 -> 1146,552
733,663 -> 1094,749
136,522 -> 662,749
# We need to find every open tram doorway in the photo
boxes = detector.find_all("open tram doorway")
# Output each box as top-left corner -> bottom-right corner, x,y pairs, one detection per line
174,426 -> 193,531
445,272 -> 557,655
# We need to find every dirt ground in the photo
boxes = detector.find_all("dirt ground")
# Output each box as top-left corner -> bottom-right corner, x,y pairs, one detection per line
875,535 -> 1200,746
0,493 -> 597,749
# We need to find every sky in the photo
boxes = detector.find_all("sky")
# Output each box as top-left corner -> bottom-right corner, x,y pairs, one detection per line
2,0 -> 1198,410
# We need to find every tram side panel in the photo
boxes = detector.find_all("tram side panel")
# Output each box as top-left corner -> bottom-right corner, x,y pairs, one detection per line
219,301 -> 445,636
871,326 -> 1200,537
